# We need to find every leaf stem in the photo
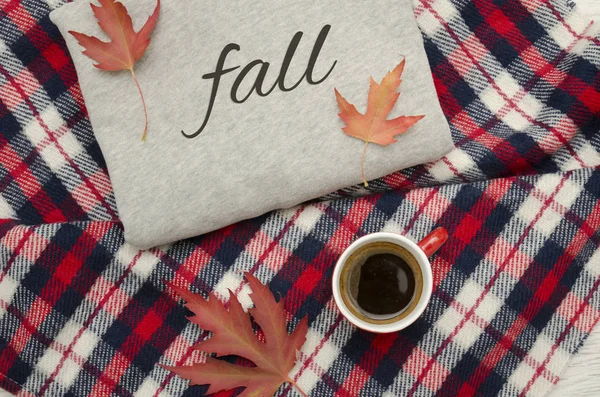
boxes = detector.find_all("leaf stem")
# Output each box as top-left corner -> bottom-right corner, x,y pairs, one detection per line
130,68 -> 148,141
362,140 -> 369,187
287,378 -> 309,397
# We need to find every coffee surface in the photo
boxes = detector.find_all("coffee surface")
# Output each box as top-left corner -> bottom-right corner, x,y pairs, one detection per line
356,253 -> 416,316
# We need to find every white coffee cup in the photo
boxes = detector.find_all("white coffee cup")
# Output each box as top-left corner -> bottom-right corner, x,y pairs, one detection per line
332,228 -> 448,333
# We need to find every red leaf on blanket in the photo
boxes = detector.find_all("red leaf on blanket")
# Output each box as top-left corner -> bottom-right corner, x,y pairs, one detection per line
335,59 -> 425,187
69,0 -> 160,141
164,273 -> 309,397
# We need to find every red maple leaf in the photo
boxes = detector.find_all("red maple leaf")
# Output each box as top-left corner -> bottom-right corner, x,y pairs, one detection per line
165,273 -> 309,396
335,59 -> 425,187
69,0 -> 160,141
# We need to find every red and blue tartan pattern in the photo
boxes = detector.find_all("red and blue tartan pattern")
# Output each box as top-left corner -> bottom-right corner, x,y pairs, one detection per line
1,0 -> 599,396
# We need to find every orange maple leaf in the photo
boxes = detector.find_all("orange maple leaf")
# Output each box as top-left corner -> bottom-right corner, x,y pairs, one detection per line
335,59 -> 425,187
164,273 -> 309,397
69,0 -> 161,141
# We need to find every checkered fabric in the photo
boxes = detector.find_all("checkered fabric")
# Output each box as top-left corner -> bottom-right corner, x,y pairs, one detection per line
1,0 -> 599,396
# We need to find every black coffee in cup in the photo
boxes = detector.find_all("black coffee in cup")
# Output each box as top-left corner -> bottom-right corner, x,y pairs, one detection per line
340,242 -> 423,324
355,252 -> 416,316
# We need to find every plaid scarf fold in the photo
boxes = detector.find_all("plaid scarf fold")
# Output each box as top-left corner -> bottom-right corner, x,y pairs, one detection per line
1,0 -> 599,396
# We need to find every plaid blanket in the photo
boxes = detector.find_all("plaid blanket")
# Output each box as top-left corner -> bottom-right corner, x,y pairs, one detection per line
1,0 -> 599,396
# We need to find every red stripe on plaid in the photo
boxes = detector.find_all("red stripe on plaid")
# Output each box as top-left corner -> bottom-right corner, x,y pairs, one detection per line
283,314 -> 344,397
445,294 -> 560,383
433,74 -> 464,120
463,253 -> 583,391
405,188 -> 443,233
42,43 -> 70,72
99,294 -> 174,396
339,333 -> 399,395
0,344 -> 21,390
88,352 -> 129,397
513,177 -> 599,242
37,251 -> 144,396
441,7 -> 597,164
419,0 -> 587,168
6,230 -> 106,368
521,275 -> 600,396
0,225 -> 37,286
449,110 -> 502,153
337,366 -> 370,396
0,298 -> 123,394
442,156 -> 470,183
481,2 -> 600,119
0,64 -> 118,222
579,87 -> 600,114
542,0 -> 600,46
2,1 -> 37,35
0,140 -> 65,223
406,172 -> 571,396
462,185 -> 600,392
164,246 -> 212,291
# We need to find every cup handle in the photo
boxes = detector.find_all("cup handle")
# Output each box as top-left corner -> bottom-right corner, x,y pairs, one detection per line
417,227 -> 449,258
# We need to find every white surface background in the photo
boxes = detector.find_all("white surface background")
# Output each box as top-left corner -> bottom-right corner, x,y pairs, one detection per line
1,1 -> 598,396
547,328 -> 600,396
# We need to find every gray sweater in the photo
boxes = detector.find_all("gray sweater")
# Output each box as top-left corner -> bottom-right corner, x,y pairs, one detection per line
50,0 -> 453,249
